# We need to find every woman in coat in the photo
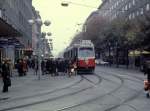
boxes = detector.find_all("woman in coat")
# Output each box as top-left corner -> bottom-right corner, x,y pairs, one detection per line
144,60 -> 150,98
2,59 -> 11,92
17,59 -> 24,76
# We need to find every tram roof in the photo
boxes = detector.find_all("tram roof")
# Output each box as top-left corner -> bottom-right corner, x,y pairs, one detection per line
65,40 -> 94,52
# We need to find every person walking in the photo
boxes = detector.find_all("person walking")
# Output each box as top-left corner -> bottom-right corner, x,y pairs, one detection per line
8,59 -> 13,77
1,59 -> 11,92
34,59 -> 38,75
23,59 -> 28,76
52,59 -> 57,76
0,60 -> 2,77
41,60 -> 45,75
144,60 -> 150,98
17,59 -> 24,76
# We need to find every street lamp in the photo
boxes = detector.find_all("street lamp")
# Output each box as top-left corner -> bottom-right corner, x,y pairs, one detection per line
61,1 -> 69,7
61,1 -> 97,9
44,20 -> 51,26
28,18 -> 51,80
47,32 -> 52,36
42,32 -> 46,36
41,32 -> 53,58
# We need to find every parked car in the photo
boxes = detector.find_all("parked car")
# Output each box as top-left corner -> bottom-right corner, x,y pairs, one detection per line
95,59 -> 109,65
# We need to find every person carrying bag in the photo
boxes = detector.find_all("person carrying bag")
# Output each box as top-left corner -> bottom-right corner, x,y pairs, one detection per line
144,60 -> 150,98
2,59 -> 11,92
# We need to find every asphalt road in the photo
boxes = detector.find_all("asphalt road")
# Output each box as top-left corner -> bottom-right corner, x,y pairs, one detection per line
0,66 -> 150,111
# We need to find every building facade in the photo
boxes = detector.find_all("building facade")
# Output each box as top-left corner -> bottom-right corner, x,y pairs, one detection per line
97,0 -> 150,67
0,0 -> 33,63
98,0 -> 150,21
31,7 -> 42,56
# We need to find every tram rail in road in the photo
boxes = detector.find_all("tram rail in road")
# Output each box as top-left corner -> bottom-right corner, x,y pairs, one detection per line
0,74 -> 102,111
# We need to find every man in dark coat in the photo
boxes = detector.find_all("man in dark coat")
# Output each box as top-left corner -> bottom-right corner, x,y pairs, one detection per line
2,59 -> 10,92
17,59 -> 23,76
144,60 -> 150,82
51,60 -> 57,76
41,60 -> 45,75
34,59 -> 38,75
144,60 -> 150,98
46,59 -> 52,74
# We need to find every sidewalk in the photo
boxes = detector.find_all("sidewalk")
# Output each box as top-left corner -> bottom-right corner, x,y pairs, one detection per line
95,66 -> 150,111
0,69 -> 80,101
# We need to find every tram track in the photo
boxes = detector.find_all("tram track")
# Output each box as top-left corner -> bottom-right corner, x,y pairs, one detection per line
98,68 -> 144,82
99,71 -> 143,111
0,76 -> 84,103
53,73 -> 124,111
53,71 -> 142,111
80,74 -> 102,85
104,89 -> 142,111
0,71 -> 142,111
125,104 -> 139,111
0,74 -> 102,111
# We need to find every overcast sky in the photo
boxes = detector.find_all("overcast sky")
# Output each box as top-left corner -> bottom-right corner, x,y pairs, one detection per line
33,0 -> 102,57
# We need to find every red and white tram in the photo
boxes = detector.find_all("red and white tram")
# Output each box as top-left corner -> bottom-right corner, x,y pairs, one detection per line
64,40 -> 95,73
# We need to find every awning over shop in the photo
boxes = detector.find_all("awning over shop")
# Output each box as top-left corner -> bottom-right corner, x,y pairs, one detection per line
0,18 -> 21,37
23,48 -> 33,51
129,50 -> 150,56
0,38 -> 24,48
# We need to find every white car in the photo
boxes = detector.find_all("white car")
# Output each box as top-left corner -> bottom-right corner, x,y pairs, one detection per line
95,59 -> 109,65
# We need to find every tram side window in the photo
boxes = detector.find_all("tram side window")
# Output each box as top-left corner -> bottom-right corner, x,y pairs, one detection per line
75,48 -> 77,58
69,51 -> 70,58
71,50 -> 73,58
72,48 -> 76,58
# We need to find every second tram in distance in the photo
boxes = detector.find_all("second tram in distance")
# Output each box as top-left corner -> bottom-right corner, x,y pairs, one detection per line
63,40 -> 95,74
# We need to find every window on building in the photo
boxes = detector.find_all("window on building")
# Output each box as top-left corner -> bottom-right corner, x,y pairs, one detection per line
114,13 -> 117,18
133,0 -> 135,5
146,4 -> 150,11
129,14 -> 131,20
125,5 -> 128,10
117,1 -> 119,6
141,8 -> 144,15
129,3 -> 131,9
122,7 -> 124,11
132,13 -> 135,19
137,11 -> 139,16
114,3 -> 116,8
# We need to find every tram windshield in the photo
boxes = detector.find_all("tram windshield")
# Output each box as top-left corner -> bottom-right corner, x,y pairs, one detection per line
78,47 -> 94,58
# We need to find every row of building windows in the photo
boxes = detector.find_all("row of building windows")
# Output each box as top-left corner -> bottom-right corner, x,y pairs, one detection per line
101,0 -> 150,21
129,4 -> 150,20
101,0 -> 136,18
110,3 -> 150,21
128,3 -> 150,20
110,0 -> 135,11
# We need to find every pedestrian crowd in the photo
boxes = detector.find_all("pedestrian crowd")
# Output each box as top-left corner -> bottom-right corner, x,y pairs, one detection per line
0,57 -> 77,93
14,57 -> 77,77
40,58 -> 77,77
0,56 -> 150,99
